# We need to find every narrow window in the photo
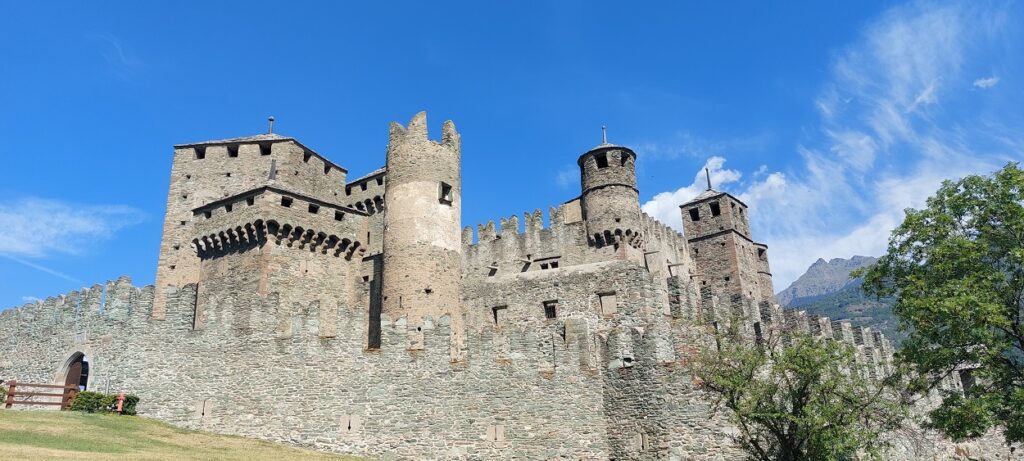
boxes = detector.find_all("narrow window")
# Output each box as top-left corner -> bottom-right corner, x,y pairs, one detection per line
550,261 -> 559,269
246,196 -> 255,206
599,292 -> 617,316
227,145 -> 239,158
173,244 -> 180,250
180,220 -> 187,226
345,186 -> 352,196
439,182 -> 454,205
757,248 -> 766,259
195,147 -> 206,159
324,164 -> 331,174
595,152 -> 609,168
281,196 -> 293,208
543,300 -> 558,319
710,201 -> 721,217
491,305 -> 508,325
334,211 -> 344,221
360,182 -> 368,191
204,211 -> 212,219
303,151 -> 312,163
308,203 -> 320,214
268,159 -> 277,180
540,263 -> 549,270
225,204 -> 233,212
688,208 -> 700,221
259,142 -> 272,156
376,177 -> 383,185
225,172 -> 231,177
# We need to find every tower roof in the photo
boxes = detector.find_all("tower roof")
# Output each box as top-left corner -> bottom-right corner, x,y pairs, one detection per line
173,133 -> 347,174
680,188 -> 749,208
576,143 -> 636,167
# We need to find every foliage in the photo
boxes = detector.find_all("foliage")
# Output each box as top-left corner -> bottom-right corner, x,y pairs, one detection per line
861,162 -> 1024,445
693,328 -> 906,461
69,391 -> 139,415
0,383 -> 6,403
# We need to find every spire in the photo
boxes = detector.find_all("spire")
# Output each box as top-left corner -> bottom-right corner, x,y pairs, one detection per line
267,116 -> 275,134
602,125 -> 608,144
705,167 -> 712,190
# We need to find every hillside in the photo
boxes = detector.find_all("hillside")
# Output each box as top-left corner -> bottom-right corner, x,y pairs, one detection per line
776,256 -> 904,343
0,411 -> 365,460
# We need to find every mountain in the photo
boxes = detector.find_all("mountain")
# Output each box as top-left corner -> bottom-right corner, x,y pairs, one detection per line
775,256 -> 904,343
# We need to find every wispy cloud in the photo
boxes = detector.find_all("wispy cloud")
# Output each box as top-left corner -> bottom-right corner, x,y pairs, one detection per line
87,32 -> 143,82
973,75 -> 1000,88
642,1 -> 1022,290
0,198 -> 144,281
555,165 -> 577,189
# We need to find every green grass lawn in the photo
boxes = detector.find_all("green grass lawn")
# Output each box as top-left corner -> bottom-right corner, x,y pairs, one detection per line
0,410 -> 367,460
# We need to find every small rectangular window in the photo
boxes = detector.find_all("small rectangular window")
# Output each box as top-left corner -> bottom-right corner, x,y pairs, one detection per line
360,183 -> 368,191
710,201 -> 721,217
203,210 -> 212,219
595,153 -> 609,168
688,208 -> 700,221
439,182 -> 454,205
308,203 -> 320,214
281,196 -> 293,208
246,196 -> 255,206
259,142 -> 272,156
543,300 -> 557,319
195,147 -> 206,159
303,151 -> 312,163
335,211 -> 344,221
599,292 -> 617,316
225,204 -> 233,212
491,305 -> 508,325
227,145 -> 239,158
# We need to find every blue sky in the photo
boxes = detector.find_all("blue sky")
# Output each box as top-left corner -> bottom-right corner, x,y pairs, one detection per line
1,1 -> 1021,309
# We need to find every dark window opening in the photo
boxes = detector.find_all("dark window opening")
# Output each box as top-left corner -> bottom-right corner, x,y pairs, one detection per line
169,265 -> 176,270
710,201 -> 721,217
688,208 -> 700,221
540,263 -> 549,270
362,276 -> 369,283
259,142 -> 272,156
424,288 -> 433,294
724,276 -> 730,282
225,204 -> 233,212
324,164 -> 331,174
360,182 -> 367,191
303,151 -> 312,163
345,187 -> 352,196
487,267 -> 498,277
543,300 -> 558,319
227,145 -> 239,157
757,248 -> 766,259
550,261 -> 559,269
281,197 -> 293,208
180,220 -> 187,226
595,152 -> 609,168
185,174 -> 192,179
376,177 -> 383,185
308,203 -> 320,214
620,153 -> 629,166
173,244 -> 180,250
439,182 -> 454,205
246,196 -> 255,206
492,305 -> 508,325
203,211 -> 212,219
225,172 -> 231,178
693,247 -> 699,255
335,211 -> 344,221
195,147 -> 206,159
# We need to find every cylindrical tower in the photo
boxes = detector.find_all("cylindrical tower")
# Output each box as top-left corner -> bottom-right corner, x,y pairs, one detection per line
578,143 -> 642,247
381,112 -> 463,343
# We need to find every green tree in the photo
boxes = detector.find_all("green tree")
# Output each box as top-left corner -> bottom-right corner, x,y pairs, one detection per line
693,329 -> 905,461
862,162 -> 1024,445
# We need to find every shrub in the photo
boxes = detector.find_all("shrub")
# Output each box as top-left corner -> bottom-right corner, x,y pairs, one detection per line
0,383 -> 7,403
69,391 -> 139,415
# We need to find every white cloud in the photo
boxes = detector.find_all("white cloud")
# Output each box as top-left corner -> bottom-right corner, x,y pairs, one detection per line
555,165 -> 577,189
641,1 -> 1022,291
973,76 -> 1000,88
641,156 -> 742,231
0,198 -> 144,258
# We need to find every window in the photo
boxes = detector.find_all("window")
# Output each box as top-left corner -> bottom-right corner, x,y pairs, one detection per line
595,152 -> 609,168
710,201 -> 721,217
599,292 -> 617,316
259,142 -> 272,156
246,196 -> 255,206
203,211 -> 212,219
308,203 -> 320,214
757,248 -> 766,259
195,147 -> 206,159
439,182 -> 454,205
360,183 -> 367,191
281,196 -> 293,208
303,151 -> 312,163
227,145 -> 239,157
491,305 -> 508,325
225,204 -> 233,212
324,164 -> 331,174
543,300 -> 557,319
334,211 -> 344,221
688,208 -> 700,221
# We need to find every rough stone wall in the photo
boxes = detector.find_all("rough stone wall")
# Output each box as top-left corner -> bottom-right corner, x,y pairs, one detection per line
579,146 -> 642,248
344,167 -> 386,256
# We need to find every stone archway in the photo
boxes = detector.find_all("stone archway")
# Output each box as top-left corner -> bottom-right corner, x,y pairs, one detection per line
60,352 -> 90,391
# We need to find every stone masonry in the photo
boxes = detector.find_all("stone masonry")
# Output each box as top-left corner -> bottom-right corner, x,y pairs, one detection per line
0,112 -> 1014,460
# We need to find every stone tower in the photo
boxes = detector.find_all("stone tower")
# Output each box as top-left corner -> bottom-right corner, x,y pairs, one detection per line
578,142 -> 643,249
681,186 -> 774,303
381,112 -> 464,353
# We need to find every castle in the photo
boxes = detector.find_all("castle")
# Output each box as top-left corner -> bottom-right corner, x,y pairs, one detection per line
0,112 -> 1010,459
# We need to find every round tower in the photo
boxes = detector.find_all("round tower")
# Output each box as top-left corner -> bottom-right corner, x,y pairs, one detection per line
381,112 -> 463,343
578,141 -> 642,247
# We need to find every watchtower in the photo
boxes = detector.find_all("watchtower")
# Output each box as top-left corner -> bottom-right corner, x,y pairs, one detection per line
578,138 -> 642,249
681,178 -> 774,303
380,112 -> 464,351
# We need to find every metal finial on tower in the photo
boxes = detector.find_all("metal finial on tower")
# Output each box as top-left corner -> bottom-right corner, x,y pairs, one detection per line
267,116 -> 275,134
705,167 -> 712,190
601,126 -> 608,145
